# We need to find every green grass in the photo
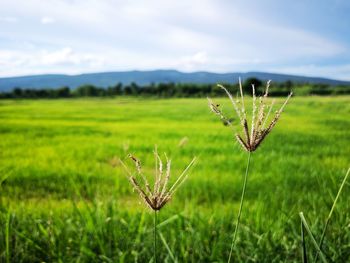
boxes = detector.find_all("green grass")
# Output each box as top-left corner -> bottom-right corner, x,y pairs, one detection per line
0,96 -> 349,262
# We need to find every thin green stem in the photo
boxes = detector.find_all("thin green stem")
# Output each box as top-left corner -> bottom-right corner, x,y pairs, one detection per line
314,167 -> 350,262
301,217 -> 308,263
154,210 -> 158,263
6,210 -> 11,263
299,212 -> 327,263
159,231 -> 176,262
228,152 -> 252,263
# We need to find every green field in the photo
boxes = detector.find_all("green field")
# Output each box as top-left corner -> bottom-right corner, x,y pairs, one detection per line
0,96 -> 349,262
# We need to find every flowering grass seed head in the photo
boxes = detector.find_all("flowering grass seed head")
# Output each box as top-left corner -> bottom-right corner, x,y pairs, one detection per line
208,79 -> 292,152
120,148 -> 196,211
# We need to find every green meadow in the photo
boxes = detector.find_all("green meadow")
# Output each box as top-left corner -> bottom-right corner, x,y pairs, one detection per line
0,96 -> 349,262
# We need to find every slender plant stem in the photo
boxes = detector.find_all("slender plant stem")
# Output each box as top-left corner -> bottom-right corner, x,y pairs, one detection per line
154,210 -> 158,263
301,217 -> 308,263
6,210 -> 10,263
159,231 -> 176,262
314,167 -> 350,262
228,152 -> 252,263
299,212 -> 327,263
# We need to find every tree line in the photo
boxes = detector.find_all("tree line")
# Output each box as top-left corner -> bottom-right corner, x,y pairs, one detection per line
0,78 -> 349,99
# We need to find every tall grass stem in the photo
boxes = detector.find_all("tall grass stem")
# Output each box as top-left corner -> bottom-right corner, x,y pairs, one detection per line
314,167 -> 350,262
228,152 -> 252,263
5,210 -> 10,263
299,212 -> 327,263
159,231 -> 176,262
301,217 -> 308,263
154,210 -> 158,263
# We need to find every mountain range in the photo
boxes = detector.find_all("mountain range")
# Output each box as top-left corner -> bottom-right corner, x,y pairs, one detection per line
0,70 -> 349,91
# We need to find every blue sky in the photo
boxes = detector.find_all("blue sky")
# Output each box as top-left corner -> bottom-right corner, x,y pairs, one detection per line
0,0 -> 349,80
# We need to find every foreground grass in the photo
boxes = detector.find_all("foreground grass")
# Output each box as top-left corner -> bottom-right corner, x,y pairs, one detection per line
0,96 -> 349,262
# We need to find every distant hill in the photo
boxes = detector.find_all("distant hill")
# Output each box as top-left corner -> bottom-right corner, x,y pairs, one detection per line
0,70 -> 349,91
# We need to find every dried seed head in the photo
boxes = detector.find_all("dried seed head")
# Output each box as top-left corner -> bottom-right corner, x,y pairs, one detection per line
178,136 -> 189,147
207,97 -> 234,128
209,80 -> 292,152
120,148 -> 196,211
208,97 -> 224,117
128,154 -> 142,174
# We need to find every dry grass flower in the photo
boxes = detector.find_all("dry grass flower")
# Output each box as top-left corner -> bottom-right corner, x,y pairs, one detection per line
208,79 -> 292,263
208,79 -> 292,152
120,148 -> 196,211
120,148 -> 196,263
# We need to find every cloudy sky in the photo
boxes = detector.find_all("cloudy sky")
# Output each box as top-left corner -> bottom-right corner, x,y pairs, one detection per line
0,0 -> 349,80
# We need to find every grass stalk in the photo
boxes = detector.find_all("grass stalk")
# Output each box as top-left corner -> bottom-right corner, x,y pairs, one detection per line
314,167 -> 350,262
154,210 -> 158,263
299,212 -> 327,263
5,210 -> 11,263
301,217 -> 308,263
228,152 -> 252,263
159,231 -> 176,262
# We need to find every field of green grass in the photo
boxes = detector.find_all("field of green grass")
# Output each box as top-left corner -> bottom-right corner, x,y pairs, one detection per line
0,96 -> 349,262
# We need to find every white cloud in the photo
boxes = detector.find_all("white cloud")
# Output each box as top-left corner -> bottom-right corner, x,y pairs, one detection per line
0,0 -> 348,79
40,16 -> 55,24
40,47 -> 104,66
0,48 -> 105,77
176,52 -> 208,71
0,16 -> 18,23
268,64 -> 350,81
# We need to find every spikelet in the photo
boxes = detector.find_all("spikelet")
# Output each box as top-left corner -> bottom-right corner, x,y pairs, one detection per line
120,148 -> 196,211
207,97 -> 233,127
208,79 -> 292,152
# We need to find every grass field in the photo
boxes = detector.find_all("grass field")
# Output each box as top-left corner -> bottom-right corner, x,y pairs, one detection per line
0,96 -> 349,262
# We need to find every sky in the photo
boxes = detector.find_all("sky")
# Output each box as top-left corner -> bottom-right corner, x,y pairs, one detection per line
0,0 -> 349,80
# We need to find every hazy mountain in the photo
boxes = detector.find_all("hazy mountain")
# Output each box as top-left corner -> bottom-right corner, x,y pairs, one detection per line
0,70 -> 349,91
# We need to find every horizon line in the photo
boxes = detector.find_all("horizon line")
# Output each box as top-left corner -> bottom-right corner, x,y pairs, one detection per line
0,69 -> 349,83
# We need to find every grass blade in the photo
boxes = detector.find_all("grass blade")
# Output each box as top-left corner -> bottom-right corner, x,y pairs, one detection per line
5,210 -> 11,263
156,214 -> 180,229
158,231 -> 176,262
299,212 -> 327,263
315,167 -> 350,262
301,217 -> 308,263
